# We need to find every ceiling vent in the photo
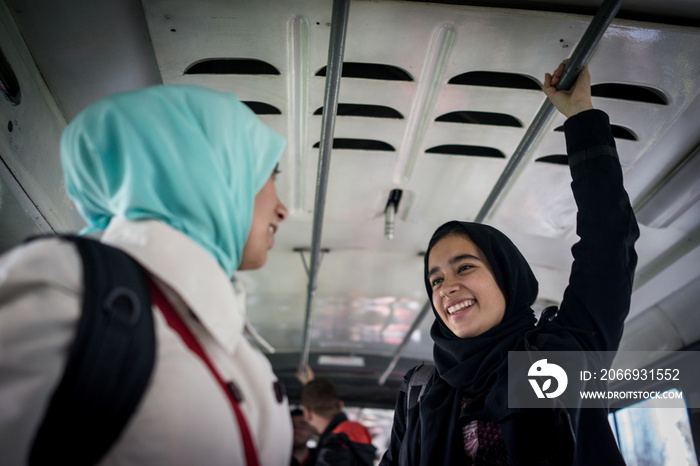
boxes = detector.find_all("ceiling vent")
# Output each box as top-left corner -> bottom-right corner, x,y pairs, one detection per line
591,83 -> 668,105
448,71 -> 540,90
0,47 -> 21,106
536,155 -> 569,165
426,144 -> 505,158
313,138 -> 395,151
314,103 -> 404,119
315,62 -> 413,81
435,110 -> 522,127
185,58 -> 280,75
243,102 -> 281,115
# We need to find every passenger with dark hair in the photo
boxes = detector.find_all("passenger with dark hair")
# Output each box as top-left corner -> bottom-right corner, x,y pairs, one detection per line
381,61 -> 639,465
301,378 -> 377,466
291,407 -> 317,466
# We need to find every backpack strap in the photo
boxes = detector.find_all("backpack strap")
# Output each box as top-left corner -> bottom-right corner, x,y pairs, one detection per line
149,279 -> 260,466
29,236 -> 156,466
333,431 -> 377,466
405,363 -> 436,415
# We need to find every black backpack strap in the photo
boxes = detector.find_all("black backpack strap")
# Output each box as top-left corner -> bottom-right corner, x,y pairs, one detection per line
405,363 -> 435,415
29,236 -> 156,465
333,431 -> 377,466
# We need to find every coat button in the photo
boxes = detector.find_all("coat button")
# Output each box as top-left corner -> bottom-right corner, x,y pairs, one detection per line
273,380 -> 286,403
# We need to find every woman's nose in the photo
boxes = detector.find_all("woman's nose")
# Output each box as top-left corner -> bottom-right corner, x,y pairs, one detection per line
276,199 -> 289,221
439,280 -> 459,297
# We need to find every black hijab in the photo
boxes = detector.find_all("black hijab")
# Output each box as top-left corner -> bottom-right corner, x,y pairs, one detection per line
412,221 -> 539,464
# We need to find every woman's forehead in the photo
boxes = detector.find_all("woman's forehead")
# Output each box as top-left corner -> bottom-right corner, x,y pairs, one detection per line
428,233 -> 485,266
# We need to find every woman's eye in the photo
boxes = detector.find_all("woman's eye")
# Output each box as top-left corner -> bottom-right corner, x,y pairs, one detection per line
431,278 -> 443,287
458,265 -> 472,273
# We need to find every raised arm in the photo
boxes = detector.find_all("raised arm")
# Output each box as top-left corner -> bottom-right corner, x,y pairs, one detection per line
542,62 -> 640,353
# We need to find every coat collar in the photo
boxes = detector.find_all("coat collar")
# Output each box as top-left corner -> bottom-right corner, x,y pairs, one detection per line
101,217 -> 245,354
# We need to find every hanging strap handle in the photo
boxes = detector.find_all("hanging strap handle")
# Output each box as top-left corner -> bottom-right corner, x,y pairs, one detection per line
148,280 -> 260,466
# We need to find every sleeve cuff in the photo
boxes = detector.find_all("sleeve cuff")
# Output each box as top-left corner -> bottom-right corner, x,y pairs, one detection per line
564,109 -> 615,156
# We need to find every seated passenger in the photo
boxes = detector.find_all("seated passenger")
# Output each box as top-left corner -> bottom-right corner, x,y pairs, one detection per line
291,408 -> 317,466
301,378 -> 377,466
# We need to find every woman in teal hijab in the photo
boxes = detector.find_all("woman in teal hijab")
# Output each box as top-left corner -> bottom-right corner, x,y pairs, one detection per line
60,84 -> 286,275
0,84 -> 292,466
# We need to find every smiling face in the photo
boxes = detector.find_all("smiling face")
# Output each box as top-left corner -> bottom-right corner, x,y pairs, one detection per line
427,233 -> 507,338
238,168 -> 288,270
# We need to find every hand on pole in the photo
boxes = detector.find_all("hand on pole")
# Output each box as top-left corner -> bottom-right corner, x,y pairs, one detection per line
543,60 -> 594,118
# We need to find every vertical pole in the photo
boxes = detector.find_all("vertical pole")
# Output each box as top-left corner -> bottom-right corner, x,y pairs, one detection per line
299,0 -> 351,373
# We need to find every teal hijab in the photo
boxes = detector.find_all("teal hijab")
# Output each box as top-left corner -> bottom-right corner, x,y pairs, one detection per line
61,85 -> 285,276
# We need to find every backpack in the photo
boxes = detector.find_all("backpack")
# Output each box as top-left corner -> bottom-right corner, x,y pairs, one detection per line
404,362 -> 436,422
28,236 -> 156,466
316,430 -> 377,466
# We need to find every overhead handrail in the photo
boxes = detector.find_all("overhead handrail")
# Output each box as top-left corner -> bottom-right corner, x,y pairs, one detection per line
378,0 -> 624,385
475,0 -> 624,222
378,300 -> 433,385
299,0 -> 351,373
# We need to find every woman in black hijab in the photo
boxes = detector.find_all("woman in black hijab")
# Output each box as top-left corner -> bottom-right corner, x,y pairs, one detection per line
381,62 -> 639,465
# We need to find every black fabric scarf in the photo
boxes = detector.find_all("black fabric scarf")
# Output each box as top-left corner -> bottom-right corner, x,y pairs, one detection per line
414,221 -> 539,465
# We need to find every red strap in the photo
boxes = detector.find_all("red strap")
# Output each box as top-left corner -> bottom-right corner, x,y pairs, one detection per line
148,280 -> 260,466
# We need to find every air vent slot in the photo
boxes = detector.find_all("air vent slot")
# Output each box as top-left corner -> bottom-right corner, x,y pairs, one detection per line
610,126 -> 638,141
426,145 -> 505,158
316,62 -> 413,81
554,124 -> 637,141
243,102 -> 281,115
314,103 -> 404,119
313,138 -> 395,151
185,59 -> 280,75
592,83 -> 668,105
435,111 -> 522,127
448,71 -> 540,90
536,155 -> 568,165
0,47 -> 21,106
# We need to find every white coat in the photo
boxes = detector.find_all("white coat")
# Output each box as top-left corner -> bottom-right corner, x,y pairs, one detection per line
0,217 -> 293,465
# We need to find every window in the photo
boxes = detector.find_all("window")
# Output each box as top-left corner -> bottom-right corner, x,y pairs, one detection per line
608,389 -> 697,465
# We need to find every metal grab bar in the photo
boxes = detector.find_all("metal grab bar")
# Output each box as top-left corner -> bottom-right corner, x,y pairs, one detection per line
378,300 -> 433,385
475,0 -> 624,223
299,0 -> 351,373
